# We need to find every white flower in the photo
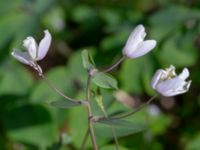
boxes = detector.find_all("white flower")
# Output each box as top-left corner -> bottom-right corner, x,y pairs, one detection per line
122,24 -> 156,58
151,65 -> 191,97
11,30 -> 52,75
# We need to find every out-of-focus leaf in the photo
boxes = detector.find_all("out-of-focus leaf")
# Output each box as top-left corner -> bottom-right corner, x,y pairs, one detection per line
67,106 -> 91,149
120,56 -> 155,95
95,122 -> 144,139
148,113 -> 171,135
100,29 -> 128,52
67,51 -> 88,87
0,12 -> 38,50
81,49 -> 95,70
42,6 -> 65,32
30,67 -> 75,104
50,100 -> 82,108
158,31 -> 197,67
71,5 -> 97,23
100,145 -> 130,150
3,105 -> 52,130
120,59 -> 142,94
0,60 -> 33,95
150,5 -> 200,40
100,8 -> 122,27
31,0 -> 54,15
0,94 -> 26,116
185,134 -> 200,150
92,72 -> 118,90
5,105 -> 56,148
8,124 -> 56,149
68,102 -> 109,149
0,0 -> 22,15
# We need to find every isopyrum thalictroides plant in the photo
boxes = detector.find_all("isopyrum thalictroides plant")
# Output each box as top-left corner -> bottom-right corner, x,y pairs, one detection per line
11,25 -> 191,150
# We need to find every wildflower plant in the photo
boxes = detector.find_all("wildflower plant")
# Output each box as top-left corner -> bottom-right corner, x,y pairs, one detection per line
11,25 -> 191,149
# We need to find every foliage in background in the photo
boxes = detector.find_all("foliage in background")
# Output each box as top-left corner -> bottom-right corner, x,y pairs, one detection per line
0,0 -> 200,149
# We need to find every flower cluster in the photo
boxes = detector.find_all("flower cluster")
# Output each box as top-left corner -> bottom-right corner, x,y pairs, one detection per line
11,25 -> 191,96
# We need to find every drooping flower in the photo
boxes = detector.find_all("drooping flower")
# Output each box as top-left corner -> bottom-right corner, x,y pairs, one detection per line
151,65 -> 191,97
11,30 -> 51,75
122,24 -> 156,58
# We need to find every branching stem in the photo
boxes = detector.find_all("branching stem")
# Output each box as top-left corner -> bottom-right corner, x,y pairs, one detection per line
102,56 -> 126,73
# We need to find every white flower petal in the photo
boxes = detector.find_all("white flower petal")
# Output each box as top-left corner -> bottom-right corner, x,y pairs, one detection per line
36,30 -> 52,61
127,40 -> 156,58
11,49 -> 31,65
126,25 -> 146,45
151,65 -> 191,97
156,77 -> 190,96
123,25 -> 146,57
178,68 -> 189,80
151,69 -> 164,89
23,37 -> 38,59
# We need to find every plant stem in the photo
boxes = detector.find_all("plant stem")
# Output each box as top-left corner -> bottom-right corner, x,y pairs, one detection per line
81,129 -> 89,150
108,94 -> 158,120
111,128 -> 119,150
101,109 -> 119,150
102,56 -> 126,73
86,75 -> 98,150
41,74 -> 82,104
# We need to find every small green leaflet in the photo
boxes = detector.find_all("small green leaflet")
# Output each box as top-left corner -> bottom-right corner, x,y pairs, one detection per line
81,49 -> 95,70
92,72 -> 118,90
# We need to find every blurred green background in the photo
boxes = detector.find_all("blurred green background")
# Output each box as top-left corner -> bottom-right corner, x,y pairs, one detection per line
0,0 -> 200,149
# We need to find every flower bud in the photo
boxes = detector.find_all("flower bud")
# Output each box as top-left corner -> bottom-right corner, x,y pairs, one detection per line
123,25 -> 156,58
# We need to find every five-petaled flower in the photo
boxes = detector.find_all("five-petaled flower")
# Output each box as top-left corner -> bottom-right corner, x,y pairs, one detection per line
123,24 -> 157,58
11,30 -> 51,75
151,65 -> 191,97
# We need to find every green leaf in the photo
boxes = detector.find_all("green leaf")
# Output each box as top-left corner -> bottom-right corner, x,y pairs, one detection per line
95,121 -> 144,138
68,106 -> 92,149
95,95 -> 106,115
158,31 -> 197,67
92,72 -> 118,90
50,100 -> 82,108
0,60 -> 33,95
68,104 -> 109,148
81,49 -> 95,70
30,67 -> 76,104
150,5 -> 200,40
119,56 -> 155,95
97,118 -> 143,129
